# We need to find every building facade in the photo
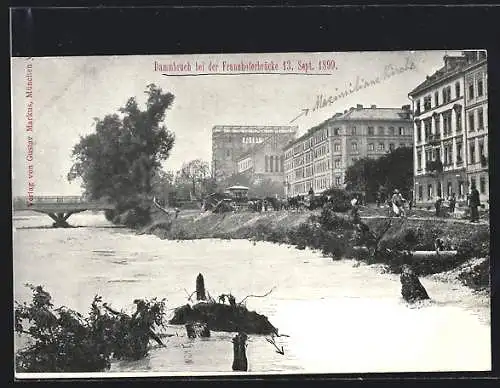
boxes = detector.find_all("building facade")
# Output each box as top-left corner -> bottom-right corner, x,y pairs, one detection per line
409,51 -> 488,205
211,125 -> 297,183
283,104 -> 413,197
464,54 -> 488,203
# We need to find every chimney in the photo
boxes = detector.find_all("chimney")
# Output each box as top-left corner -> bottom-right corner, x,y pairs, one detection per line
371,104 -> 377,109
444,55 -> 467,70
356,104 -> 363,109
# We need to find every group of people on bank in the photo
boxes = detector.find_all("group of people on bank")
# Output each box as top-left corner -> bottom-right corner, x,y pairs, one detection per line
372,184 -> 484,222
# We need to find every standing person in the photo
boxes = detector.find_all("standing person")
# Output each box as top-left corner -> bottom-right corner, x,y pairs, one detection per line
391,189 -> 405,217
434,196 -> 443,217
469,184 -> 480,222
449,192 -> 457,214
350,195 -> 360,223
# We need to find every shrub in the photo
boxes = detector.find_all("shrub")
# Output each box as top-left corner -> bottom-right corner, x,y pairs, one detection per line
458,258 -> 490,290
321,188 -> 351,212
15,284 -> 166,372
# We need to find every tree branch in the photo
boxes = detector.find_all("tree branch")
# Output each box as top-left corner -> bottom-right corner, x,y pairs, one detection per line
238,287 -> 276,306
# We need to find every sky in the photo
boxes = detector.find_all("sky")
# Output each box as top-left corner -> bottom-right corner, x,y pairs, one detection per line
11,50 -> 463,196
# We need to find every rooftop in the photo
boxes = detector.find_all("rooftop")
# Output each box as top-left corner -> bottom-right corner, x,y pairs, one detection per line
283,105 -> 411,149
409,51 -> 487,96
212,125 -> 298,133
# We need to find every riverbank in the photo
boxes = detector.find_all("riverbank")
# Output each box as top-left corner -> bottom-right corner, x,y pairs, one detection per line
138,207 -> 490,293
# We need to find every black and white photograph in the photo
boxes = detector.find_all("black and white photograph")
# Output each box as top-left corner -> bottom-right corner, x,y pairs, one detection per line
11,49 -> 491,377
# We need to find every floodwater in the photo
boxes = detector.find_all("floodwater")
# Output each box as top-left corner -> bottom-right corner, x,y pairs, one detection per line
13,211 -> 491,375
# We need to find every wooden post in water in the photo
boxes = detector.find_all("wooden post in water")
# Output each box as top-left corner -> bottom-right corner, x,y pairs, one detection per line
196,273 -> 206,301
232,332 -> 248,371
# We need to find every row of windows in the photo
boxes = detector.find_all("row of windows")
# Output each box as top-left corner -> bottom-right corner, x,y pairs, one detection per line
314,143 -> 329,158
366,126 -> 408,136
468,138 -> 487,165
264,155 -> 284,173
467,71 -> 486,101
417,110 -> 461,142
315,160 -> 330,174
468,107 -> 486,132
242,136 -> 264,144
416,137 -> 487,170
315,176 -> 331,191
286,125 -> 410,157
417,82 -> 461,113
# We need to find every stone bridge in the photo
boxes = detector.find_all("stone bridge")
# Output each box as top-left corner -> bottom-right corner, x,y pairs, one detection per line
13,196 -> 115,227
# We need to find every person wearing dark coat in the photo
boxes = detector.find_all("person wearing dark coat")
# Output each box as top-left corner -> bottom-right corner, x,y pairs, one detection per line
469,184 -> 481,222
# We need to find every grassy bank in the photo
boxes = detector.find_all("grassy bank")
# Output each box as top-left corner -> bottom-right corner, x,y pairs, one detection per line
139,206 -> 490,292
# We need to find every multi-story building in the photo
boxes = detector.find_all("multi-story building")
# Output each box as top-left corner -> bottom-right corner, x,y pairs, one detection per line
409,51 -> 488,205
283,104 -> 413,197
236,133 -> 291,183
211,125 -> 297,183
463,52 -> 488,203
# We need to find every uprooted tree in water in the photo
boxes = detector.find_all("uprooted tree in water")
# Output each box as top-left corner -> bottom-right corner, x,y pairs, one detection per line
14,284 -> 167,372
170,275 -> 278,336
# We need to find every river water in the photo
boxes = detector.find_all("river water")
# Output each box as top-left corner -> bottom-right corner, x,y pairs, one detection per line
13,211 -> 491,376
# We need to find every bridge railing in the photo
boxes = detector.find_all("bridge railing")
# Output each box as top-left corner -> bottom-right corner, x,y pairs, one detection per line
13,196 -> 111,205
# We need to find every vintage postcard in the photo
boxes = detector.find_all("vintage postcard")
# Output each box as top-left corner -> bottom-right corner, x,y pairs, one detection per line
11,51 -> 490,378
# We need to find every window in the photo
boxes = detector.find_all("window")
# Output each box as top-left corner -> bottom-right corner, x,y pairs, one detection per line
455,82 -> 461,98
351,142 -> 358,151
442,86 -> 452,104
368,126 -> 374,136
478,79 -> 484,97
417,122 -> 422,142
468,82 -> 474,100
456,142 -> 463,163
480,176 -> 486,194
417,151 -> 422,170
424,95 -> 432,111
388,127 -> 395,136
399,127 -> 405,136
389,143 -> 395,151
265,155 -> 269,172
456,110 -> 462,132
434,91 -> 439,107
335,176 -> 342,185
378,126 -> 384,135
418,185 -> 423,200
351,127 -> 357,135
427,184 -> 433,200
478,108 -> 484,129
446,144 -> 453,165
447,182 -> 452,197
443,112 -> 452,136
424,119 -> 432,140
334,127 -> 340,135
269,156 -> 274,172
469,112 -> 475,132
335,159 -> 341,168
434,115 -> 441,135
470,177 -> 476,190
416,100 -> 421,114
470,142 -> 476,164
378,142 -> 385,151
368,143 -> 374,151
275,156 -> 280,172
479,140 -> 485,161
334,143 -> 341,152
